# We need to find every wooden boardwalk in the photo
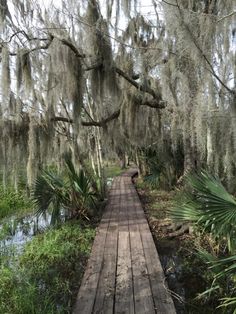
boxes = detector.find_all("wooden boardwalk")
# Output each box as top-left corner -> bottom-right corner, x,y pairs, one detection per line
74,170 -> 176,314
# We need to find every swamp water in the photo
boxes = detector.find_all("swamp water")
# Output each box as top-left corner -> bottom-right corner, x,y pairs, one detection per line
157,238 -> 216,314
0,213 -> 52,256
157,239 -> 186,314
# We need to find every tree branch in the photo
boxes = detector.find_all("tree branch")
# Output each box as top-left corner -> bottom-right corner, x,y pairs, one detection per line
51,35 -> 87,58
52,109 -> 121,127
140,99 -> 166,108
176,3 -> 235,95
82,109 -> 121,126
161,0 -> 178,7
217,11 -> 236,22
114,66 -> 162,100
52,116 -> 73,123
29,40 -> 53,53
84,62 -> 102,71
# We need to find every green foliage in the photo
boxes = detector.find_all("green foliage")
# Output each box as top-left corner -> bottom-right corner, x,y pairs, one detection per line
104,164 -> 123,178
142,147 -> 181,190
194,251 -> 236,313
0,221 -> 95,313
0,267 -> 56,314
170,170 -> 236,313
0,186 -> 32,220
170,170 -> 236,252
33,170 -> 67,225
64,154 -> 97,214
0,220 -> 18,240
33,154 -> 98,224
218,297 -> 236,313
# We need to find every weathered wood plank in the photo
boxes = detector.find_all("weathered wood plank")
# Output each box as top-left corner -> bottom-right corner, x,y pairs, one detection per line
93,181 -> 120,314
133,197 -> 176,314
74,171 -> 176,314
73,178 -> 119,314
128,185 -> 155,314
115,181 -> 135,314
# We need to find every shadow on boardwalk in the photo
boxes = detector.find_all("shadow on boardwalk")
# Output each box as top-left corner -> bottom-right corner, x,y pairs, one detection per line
73,169 -> 176,314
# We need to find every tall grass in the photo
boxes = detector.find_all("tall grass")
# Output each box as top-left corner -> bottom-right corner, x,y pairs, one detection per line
0,186 -> 32,220
0,221 -> 95,313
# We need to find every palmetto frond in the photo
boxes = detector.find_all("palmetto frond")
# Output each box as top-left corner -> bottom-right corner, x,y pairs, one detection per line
144,171 -> 160,189
170,170 -> 236,251
218,297 -> 236,313
33,170 -> 67,224
210,255 -> 236,279
32,154 -> 98,224
64,153 -> 96,206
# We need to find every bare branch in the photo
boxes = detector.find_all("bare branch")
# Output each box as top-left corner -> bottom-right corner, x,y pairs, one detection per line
140,99 -> 166,109
52,109 -> 121,127
161,0 -> 178,7
29,39 -> 53,53
82,109 -> 121,126
217,11 -> 236,22
50,35 -> 87,58
52,116 -> 73,123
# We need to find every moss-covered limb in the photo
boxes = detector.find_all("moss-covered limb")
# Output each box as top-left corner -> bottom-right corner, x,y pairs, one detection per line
52,109 -> 121,127
114,66 -> 163,101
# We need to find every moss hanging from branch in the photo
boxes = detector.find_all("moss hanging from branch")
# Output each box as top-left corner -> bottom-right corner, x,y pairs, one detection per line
1,45 -> 11,107
85,0 -> 118,100
0,0 -> 8,29
16,49 -> 33,95
27,115 -> 40,188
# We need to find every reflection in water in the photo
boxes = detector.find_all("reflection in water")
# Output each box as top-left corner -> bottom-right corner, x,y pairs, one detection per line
0,213 -> 52,253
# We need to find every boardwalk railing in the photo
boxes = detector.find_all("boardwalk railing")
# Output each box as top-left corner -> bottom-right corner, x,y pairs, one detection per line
74,169 -> 176,314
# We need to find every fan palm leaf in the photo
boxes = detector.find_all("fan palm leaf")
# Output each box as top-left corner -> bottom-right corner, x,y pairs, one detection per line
170,170 -> 236,251
63,153 -> 97,214
32,154 -> 99,223
33,170 -> 67,224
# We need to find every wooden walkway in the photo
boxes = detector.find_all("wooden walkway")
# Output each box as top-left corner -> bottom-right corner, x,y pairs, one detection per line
74,170 -> 176,314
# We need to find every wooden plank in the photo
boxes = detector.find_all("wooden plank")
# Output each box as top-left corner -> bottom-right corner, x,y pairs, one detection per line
115,181 -> 135,314
73,212 -> 109,313
92,181 -> 120,314
74,171 -> 176,314
115,231 -> 134,314
73,178 -> 119,314
133,195 -> 176,314
128,179 -> 156,314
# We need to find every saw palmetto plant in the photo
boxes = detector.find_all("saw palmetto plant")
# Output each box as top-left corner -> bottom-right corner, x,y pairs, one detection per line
170,170 -> 236,312
33,154 -> 97,225
170,170 -> 236,252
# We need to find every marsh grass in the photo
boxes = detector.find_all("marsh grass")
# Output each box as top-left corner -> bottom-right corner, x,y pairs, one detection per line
0,186 -> 32,221
104,164 -> 123,178
0,220 -> 95,313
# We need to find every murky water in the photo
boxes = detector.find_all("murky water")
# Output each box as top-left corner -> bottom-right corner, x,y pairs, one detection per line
157,238 -> 216,314
157,239 -> 186,314
0,213 -> 52,254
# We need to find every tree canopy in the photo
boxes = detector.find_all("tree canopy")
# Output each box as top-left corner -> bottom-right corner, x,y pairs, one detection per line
0,0 -> 235,189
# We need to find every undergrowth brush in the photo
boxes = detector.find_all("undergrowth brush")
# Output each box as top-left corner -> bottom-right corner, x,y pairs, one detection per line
0,220 -> 95,313
0,186 -> 32,220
